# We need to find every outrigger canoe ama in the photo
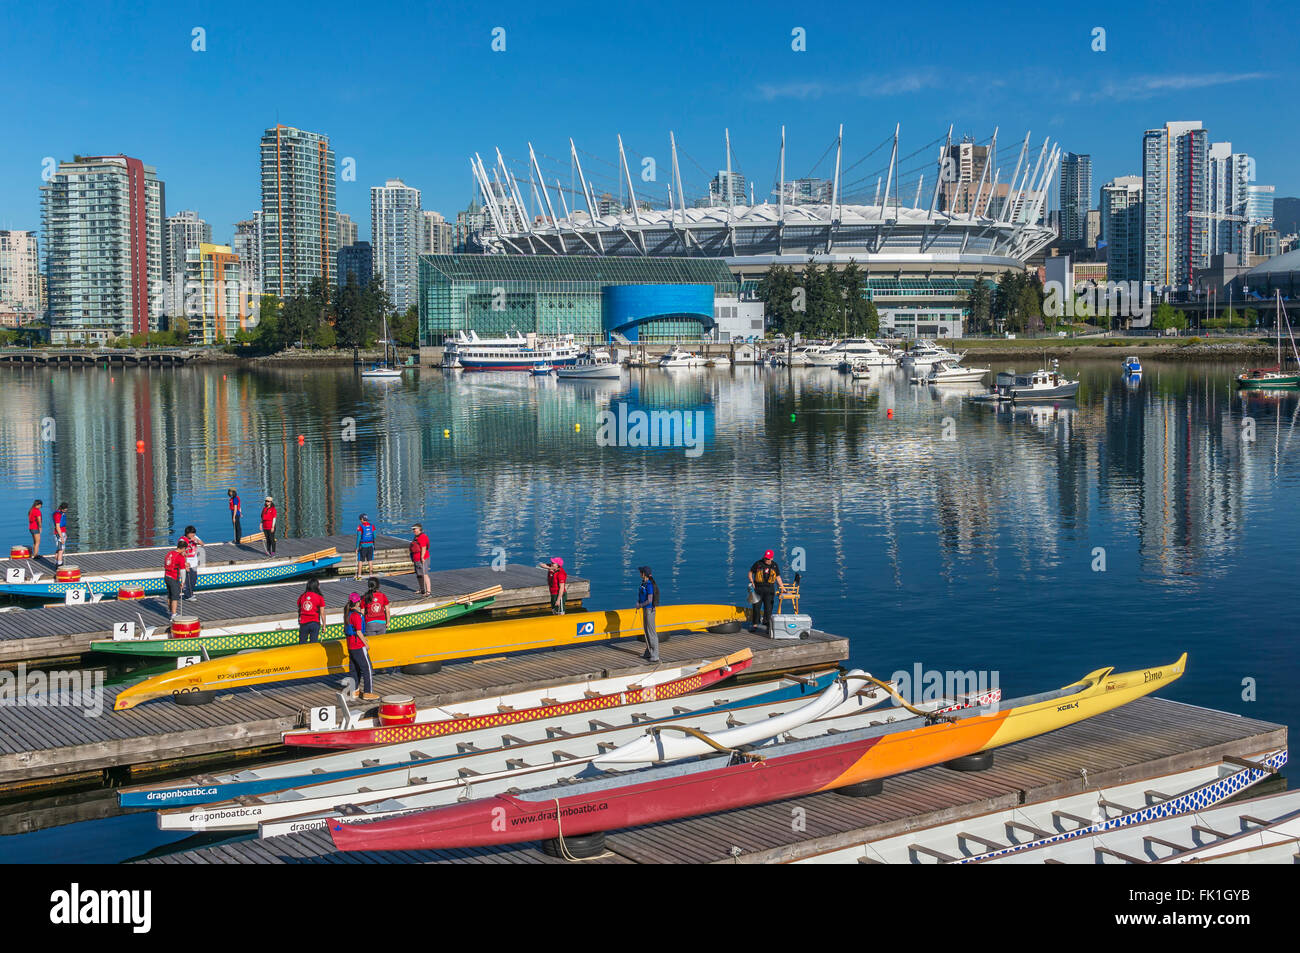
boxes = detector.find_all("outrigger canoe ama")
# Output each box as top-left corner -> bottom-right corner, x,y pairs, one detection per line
330,653 -> 1187,853
0,550 -> 341,599
113,603 -> 748,710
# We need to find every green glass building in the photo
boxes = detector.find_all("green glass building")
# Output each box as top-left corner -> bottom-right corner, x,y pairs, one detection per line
418,254 -> 738,346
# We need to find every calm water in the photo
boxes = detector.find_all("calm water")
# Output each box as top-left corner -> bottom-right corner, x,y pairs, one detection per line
0,358 -> 1295,861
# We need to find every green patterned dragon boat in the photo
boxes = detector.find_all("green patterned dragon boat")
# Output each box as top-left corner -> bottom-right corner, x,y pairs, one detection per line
88,588 -> 499,658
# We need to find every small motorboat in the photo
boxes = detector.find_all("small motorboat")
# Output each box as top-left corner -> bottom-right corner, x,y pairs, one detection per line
555,351 -> 621,380
1122,355 -> 1142,374
913,360 -> 991,385
531,364 -> 554,376
659,346 -> 707,368
360,363 -> 403,380
706,355 -> 731,368
1001,361 -> 1080,401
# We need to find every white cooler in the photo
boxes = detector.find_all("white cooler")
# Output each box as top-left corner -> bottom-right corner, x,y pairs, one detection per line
768,613 -> 812,639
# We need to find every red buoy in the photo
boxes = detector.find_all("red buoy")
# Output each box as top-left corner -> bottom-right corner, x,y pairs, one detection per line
136,440 -> 145,453
886,408 -> 894,419
297,434 -> 305,445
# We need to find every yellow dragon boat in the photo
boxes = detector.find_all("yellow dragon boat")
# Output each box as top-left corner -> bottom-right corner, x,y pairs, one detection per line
113,603 -> 747,710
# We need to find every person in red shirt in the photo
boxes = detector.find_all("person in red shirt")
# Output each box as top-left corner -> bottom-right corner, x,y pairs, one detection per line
163,541 -> 187,619
180,526 -> 204,600
260,497 -> 278,555
343,593 -> 377,700
297,578 -> 326,644
27,500 -> 42,559
409,524 -> 431,596
544,556 -> 567,615
363,578 -> 391,635
52,502 -> 69,568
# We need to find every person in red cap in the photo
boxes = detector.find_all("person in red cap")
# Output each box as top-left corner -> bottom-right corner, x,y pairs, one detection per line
543,557 -> 567,614
748,550 -> 783,632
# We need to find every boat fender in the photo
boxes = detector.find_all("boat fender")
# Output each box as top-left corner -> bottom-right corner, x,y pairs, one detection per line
540,831 -> 606,860
707,621 -> 742,635
400,661 -> 442,676
834,778 -> 884,798
943,751 -> 994,772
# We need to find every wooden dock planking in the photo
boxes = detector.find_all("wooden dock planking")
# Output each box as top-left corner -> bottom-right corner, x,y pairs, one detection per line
0,563 -> 589,663
131,696 -> 1284,865
0,629 -> 846,785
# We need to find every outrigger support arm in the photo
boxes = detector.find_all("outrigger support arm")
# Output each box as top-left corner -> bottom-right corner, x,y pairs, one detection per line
648,724 -> 766,761
856,673 -> 959,724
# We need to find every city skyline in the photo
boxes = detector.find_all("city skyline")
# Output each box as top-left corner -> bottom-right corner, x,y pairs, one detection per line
1,0 -> 1296,244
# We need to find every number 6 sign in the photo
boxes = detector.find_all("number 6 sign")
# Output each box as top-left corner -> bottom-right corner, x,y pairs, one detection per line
311,706 -> 337,729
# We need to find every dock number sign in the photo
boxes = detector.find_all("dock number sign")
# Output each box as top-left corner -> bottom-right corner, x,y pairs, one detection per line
5,568 -> 24,584
311,706 -> 337,729
64,587 -> 88,605
576,621 -> 595,636
112,621 -> 136,640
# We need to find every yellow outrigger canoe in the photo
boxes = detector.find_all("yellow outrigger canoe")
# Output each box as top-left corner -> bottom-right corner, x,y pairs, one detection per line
113,604 -> 748,710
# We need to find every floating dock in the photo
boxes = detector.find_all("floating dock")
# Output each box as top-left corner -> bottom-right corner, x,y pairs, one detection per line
0,563 -> 588,664
0,627 -> 845,788
130,696 -> 1286,865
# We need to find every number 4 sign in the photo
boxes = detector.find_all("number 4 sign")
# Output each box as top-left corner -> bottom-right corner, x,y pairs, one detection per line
112,621 -> 136,641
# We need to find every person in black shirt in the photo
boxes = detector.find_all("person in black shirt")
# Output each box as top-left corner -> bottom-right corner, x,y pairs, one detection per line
748,550 -> 783,632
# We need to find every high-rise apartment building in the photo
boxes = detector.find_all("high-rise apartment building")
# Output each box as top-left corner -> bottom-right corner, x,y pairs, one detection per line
370,178 -> 422,312
163,210 -> 212,316
1142,121 -> 1208,291
337,241 -> 373,288
41,155 -> 165,341
1101,176 -> 1144,284
184,243 -> 247,344
259,125 -> 337,298
1059,153 -> 1092,243
337,211 -> 358,248
709,170 -> 746,207
419,210 -> 453,255
232,214 -> 262,297
1085,209 -> 1101,249
0,230 -> 41,320
937,139 -> 992,215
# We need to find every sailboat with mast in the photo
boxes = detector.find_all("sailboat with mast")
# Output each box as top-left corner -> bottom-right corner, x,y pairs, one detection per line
361,309 -> 405,380
1236,291 -> 1300,389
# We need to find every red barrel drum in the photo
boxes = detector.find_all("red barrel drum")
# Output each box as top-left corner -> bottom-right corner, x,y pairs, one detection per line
170,616 -> 201,638
56,566 -> 81,582
118,588 -> 146,600
379,694 -> 417,726
9,546 -> 30,559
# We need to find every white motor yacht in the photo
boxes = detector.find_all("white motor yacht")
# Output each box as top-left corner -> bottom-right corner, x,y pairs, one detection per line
659,345 -> 707,368
834,338 -> 897,368
555,350 -> 622,380
900,340 -> 964,370
914,360 -> 991,385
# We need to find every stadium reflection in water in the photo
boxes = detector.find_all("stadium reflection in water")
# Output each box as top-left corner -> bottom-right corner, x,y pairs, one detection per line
0,360 -> 1296,736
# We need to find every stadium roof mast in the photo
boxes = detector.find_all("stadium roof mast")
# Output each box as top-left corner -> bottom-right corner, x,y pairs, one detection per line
1000,133 -> 1031,223
777,125 -> 785,255
826,124 -> 842,253
568,138 -> 604,254
974,128 -> 997,218
616,135 -> 647,254
528,143 -> 564,251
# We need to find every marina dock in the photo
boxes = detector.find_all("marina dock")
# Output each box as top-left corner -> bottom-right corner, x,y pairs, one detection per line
0,562 -> 588,664
0,627 -> 846,788
132,697 -> 1286,865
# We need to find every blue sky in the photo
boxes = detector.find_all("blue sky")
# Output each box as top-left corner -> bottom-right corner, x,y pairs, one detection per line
1,0 -> 1295,241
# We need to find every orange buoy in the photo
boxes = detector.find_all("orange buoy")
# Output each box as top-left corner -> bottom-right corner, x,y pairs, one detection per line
117,587 -> 146,600
136,440 -> 145,453
297,434 -> 305,445
170,616 -> 201,638
10,546 -> 31,560
886,408 -> 894,419
379,694 -> 417,726
55,566 -> 81,583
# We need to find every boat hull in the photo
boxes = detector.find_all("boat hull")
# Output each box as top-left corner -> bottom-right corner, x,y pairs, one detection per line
555,365 -> 621,380
1009,382 -> 1079,400
285,653 -> 754,748
330,654 -> 1186,852
90,596 -> 495,658
1236,374 -> 1300,389
0,554 -> 341,598
113,603 -> 748,710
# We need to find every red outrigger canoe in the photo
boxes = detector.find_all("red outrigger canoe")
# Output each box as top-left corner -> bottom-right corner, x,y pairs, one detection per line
330,654 -> 1186,853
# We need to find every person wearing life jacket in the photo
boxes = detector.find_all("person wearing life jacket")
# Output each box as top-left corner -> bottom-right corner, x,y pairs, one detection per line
409,523 -> 431,596
343,593 -> 378,701
27,499 -> 42,560
297,578 -> 326,644
544,557 -> 567,615
748,550 -> 784,632
228,489 -> 243,544
52,502 -> 69,569
163,541 -> 187,620
363,577 -> 390,635
355,514 -> 376,579
180,526 -> 204,600
260,497 -> 278,555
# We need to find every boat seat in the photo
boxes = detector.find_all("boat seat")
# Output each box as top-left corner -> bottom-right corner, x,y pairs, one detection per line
1005,820 -> 1050,840
1052,810 -> 1093,830
456,741 -> 477,754
338,804 -> 368,816
588,719 -> 613,731
1095,846 -> 1147,864
505,759 -> 530,770
1043,858 -> 1065,865
1191,824 -> 1231,842
856,856 -> 883,864
1098,798 -> 1137,814
496,705 -> 514,713
1143,789 -> 1172,803
406,777 -> 427,786
957,831 -> 1006,853
629,712 -> 652,723
457,767 -> 480,778
596,741 -> 620,753
408,750 -> 433,760
725,715 -> 744,728
361,759 -> 379,768
908,844 -> 957,863
672,706 -> 691,715
310,768 -> 326,774
540,697 -> 560,706
1143,835 -> 1189,854
1239,815 -> 1276,829
583,691 -> 602,699
552,750 -> 577,762
500,734 -> 526,746
546,725 -> 571,738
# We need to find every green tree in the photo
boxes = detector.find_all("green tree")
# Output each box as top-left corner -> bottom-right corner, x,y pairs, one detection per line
966,279 -> 992,334
392,304 -> 419,348
1153,302 -> 1188,332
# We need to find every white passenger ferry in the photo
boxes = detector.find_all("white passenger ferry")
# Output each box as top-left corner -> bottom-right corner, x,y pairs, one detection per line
442,331 -> 581,371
